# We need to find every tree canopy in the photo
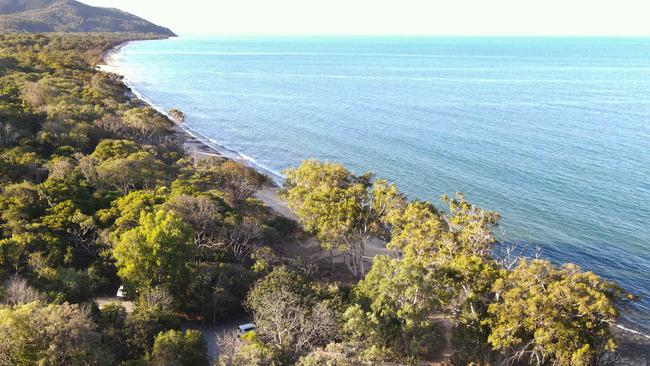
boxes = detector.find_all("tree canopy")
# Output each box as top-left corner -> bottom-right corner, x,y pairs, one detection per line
113,209 -> 194,298
0,33 -> 639,366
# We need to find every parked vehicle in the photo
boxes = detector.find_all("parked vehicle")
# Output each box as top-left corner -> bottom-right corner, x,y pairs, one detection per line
237,323 -> 256,336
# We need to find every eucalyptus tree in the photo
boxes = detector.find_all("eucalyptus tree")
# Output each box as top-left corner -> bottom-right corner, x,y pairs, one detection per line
245,266 -> 340,362
487,259 -> 625,366
113,209 -> 194,298
281,160 -> 405,277
0,302 -> 110,366
345,192 -> 502,362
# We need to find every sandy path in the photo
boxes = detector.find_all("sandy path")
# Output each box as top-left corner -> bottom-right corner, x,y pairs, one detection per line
254,186 -> 297,221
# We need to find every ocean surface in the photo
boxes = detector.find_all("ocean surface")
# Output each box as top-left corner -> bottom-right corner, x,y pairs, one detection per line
111,36 -> 650,332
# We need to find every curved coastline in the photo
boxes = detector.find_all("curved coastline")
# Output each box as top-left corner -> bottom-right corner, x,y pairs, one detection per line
99,42 -> 285,186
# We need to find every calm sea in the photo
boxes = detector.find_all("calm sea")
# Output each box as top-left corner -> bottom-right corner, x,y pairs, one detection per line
112,36 -> 650,331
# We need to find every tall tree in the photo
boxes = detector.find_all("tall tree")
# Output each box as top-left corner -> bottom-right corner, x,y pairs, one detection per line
281,160 -> 405,277
344,255 -> 443,361
487,259 -> 625,366
347,193 -> 502,363
113,209 -> 194,298
122,107 -> 173,143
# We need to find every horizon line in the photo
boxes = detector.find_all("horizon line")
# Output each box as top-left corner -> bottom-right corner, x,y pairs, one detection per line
173,32 -> 650,38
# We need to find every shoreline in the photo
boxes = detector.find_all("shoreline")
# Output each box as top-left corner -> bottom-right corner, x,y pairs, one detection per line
97,40 -> 650,341
98,41 -> 294,220
98,41 -> 285,186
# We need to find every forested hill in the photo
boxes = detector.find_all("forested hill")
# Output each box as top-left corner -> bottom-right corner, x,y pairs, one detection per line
0,0 -> 176,35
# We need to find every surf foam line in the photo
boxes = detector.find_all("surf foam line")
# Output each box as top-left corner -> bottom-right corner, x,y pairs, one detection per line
616,324 -> 650,340
98,45 -> 285,186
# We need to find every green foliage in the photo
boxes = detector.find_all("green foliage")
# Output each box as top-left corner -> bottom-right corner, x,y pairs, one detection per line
97,303 -> 130,362
123,107 -> 172,140
96,301 -> 182,363
32,266 -> 96,303
0,181 -> 44,236
280,160 -> 634,364
0,79 -> 43,149
217,330 -> 276,366
92,139 -> 140,161
0,33 -> 191,319
113,209 -> 194,298
0,33 -> 289,366
281,160 -> 363,254
0,33 -> 634,366
176,157 -> 265,208
39,168 -> 94,206
38,199 -> 98,263
96,189 -> 166,235
0,301 -> 111,366
296,343 -> 366,366
97,151 -> 168,193
215,160 -> 266,207
149,329 -> 209,366
0,233 -> 39,273
487,259 -> 624,366
185,261 -> 256,324
0,146 -> 44,183
344,255 -> 442,361
372,192 -> 502,363
123,306 -> 180,360
281,160 -> 405,277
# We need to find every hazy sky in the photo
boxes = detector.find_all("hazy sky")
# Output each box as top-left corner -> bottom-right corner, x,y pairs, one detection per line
82,0 -> 650,36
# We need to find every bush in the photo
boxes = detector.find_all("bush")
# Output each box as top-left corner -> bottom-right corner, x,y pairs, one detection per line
150,329 -> 209,366
98,303 -> 129,362
0,302 -> 112,365
123,307 -> 180,359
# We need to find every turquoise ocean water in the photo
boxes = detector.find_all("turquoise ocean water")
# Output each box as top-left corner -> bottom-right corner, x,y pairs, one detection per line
112,37 -> 650,331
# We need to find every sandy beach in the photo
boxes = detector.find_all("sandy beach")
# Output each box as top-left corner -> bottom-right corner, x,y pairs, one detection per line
98,42 -> 292,220
97,41 -> 392,261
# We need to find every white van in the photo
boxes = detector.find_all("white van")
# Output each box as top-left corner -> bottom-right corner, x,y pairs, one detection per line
237,323 -> 256,336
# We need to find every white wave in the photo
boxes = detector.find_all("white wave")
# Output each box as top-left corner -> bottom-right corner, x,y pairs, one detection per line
616,324 -> 650,339
122,51 -> 512,59
207,70 -> 632,84
99,45 -> 286,186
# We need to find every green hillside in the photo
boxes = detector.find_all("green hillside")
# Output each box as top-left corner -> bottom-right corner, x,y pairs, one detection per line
0,0 -> 176,35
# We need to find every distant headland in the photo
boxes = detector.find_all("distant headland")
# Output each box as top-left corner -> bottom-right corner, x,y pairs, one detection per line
0,0 -> 176,36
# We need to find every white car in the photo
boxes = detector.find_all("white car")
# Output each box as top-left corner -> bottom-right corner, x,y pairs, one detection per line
116,286 -> 125,298
237,323 -> 256,336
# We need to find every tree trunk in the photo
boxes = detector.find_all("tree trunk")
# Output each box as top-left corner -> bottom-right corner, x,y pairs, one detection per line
359,251 -> 366,277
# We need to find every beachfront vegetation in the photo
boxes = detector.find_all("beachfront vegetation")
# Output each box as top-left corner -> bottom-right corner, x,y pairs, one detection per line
0,32 -> 637,366
0,32 -> 270,365
280,160 -> 406,278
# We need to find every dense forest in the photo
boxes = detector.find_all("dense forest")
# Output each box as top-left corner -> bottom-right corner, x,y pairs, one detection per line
0,33 -> 643,365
